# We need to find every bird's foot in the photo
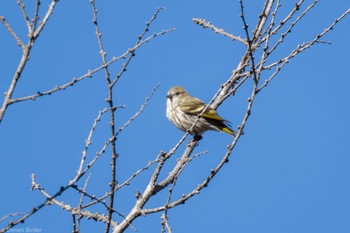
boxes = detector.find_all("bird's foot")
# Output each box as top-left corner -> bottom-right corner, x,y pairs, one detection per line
193,134 -> 203,141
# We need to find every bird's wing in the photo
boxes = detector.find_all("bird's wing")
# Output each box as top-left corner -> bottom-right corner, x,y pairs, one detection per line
180,97 -> 206,114
180,97 -> 228,122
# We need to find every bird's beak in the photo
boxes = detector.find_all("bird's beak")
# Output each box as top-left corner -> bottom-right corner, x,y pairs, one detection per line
166,94 -> 172,100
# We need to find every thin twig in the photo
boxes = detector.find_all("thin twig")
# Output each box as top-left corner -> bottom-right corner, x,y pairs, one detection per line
33,178 -> 114,225
239,0 -> 260,83
78,107 -> 117,175
72,186 -> 126,219
17,0 -> 32,33
73,174 -> 92,233
32,0 -> 41,31
33,0 -> 58,39
111,7 -> 167,88
89,1 -> 117,231
9,29 -> 174,105
82,158 -> 159,209
0,0 -> 58,124
116,83 -> 160,136
193,18 -> 247,45
161,213 -> 172,233
258,7 -> 350,92
0,16 -> 24,47
265,1 -> 318,56
0,212 -> 23,223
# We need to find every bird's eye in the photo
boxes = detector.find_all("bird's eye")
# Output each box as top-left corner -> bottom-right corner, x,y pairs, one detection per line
175,92 -> 180,96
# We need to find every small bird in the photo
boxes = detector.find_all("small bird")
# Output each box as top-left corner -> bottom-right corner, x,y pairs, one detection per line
166,86 -> 235,137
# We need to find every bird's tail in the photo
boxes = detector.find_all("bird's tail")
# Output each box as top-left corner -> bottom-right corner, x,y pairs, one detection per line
221,126 -> 235,136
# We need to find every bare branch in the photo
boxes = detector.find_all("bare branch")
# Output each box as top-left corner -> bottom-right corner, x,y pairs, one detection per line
88,1 -> 117,231
9,29 -> 174,106
17,0 -> 32,33
193,18 -> 247,45
0,173 -> 67,232
265,0 -> 306,39
258,7 -> 350,92
0,212 -> 23,223
161,213 -> 172,233
36,183 -> 114,225
113,139 -> 199,233
264,1 -> 319,56
71,185 -> 127,220
0,0 -> 59,124
32,0 -> 41,31
239,0 -> 260,83
0,16 -> 24,48
0,47 -> 30,124
33,0 -> 58,39
74,173 -> 92,233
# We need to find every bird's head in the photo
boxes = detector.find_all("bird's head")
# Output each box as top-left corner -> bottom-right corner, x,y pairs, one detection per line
166,86 -> 188,101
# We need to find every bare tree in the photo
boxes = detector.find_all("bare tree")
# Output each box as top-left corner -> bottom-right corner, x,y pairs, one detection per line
0,0 -> 349,232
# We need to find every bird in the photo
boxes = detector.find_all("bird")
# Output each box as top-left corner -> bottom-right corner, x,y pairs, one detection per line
166,86 -> 234,137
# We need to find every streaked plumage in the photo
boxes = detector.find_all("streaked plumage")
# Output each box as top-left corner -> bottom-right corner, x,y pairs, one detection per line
166,86 -> 234,136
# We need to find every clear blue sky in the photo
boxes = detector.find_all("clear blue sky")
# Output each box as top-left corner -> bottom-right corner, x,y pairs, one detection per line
1,1 -> 350,232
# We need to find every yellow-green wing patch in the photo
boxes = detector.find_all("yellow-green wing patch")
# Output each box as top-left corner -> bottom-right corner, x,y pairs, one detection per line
202,109 -> 225,121
180,98 -> 205,114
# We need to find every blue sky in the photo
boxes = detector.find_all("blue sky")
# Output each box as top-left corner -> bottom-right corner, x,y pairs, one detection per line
0,1 -> 350,232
